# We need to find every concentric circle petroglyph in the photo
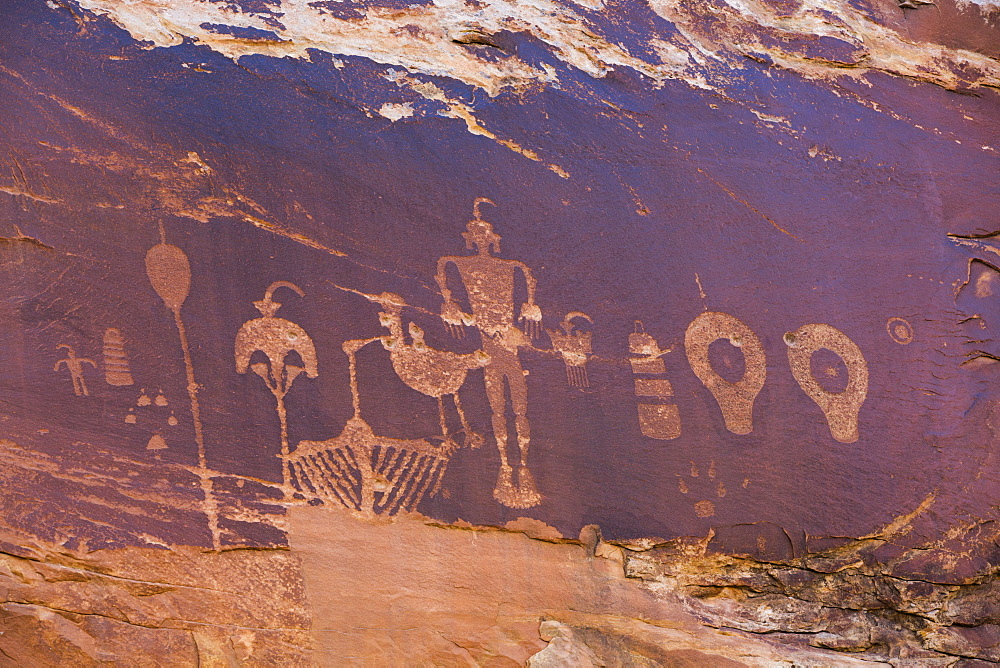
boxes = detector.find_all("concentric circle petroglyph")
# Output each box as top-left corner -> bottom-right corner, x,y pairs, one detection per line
886,317 -> 914,345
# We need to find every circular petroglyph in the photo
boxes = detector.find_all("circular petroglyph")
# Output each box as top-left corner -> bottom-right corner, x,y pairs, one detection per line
887,317 -> 914,345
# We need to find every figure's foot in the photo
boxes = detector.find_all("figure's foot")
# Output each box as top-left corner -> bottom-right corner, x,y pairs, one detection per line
493,465 -> 542,509
515,466 -> 542,508
493,464 -> 518,506
465,430 -> 484,449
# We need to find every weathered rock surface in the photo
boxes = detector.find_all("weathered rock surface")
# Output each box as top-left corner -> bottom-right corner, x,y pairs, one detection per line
1,0 -> 999,662
0,506 -> 997,664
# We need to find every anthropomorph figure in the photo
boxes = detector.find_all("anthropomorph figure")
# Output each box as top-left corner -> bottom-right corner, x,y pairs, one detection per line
235,281 -> 318,494
435,198 -> 543,508
54,344 -> 96,397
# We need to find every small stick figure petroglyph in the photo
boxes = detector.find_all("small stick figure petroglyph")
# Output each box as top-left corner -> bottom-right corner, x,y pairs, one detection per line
54,344 -> 96,397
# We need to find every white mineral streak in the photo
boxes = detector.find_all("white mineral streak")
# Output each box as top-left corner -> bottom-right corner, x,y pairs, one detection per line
72,0 -> 700,169
956,0 -> 1000,10
71,0 -> 704,94
72,0 -> 1000,93
69,0 -> 999,166
383,70 -> 571,177
377,102 -> 414,121
648,0 -> 1000,91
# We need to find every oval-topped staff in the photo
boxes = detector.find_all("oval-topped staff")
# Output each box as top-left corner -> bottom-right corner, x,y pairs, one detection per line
145,223 -> 220,551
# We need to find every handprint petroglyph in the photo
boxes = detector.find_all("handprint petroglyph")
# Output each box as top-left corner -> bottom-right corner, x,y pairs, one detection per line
547,311 -> 593,388
677,459 -> 750,518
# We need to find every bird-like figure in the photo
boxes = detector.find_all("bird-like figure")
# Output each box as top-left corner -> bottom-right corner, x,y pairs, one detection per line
374,292 -> 489,447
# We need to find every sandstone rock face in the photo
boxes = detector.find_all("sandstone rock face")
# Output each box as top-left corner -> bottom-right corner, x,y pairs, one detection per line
1,0 -> 999,663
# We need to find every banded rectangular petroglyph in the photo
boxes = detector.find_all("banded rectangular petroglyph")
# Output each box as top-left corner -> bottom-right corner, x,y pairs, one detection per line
634,378 -> 674,397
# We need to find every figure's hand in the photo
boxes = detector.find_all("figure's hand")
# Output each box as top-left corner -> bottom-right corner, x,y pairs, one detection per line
441,300 -> 469,339
519,302 -> 542,340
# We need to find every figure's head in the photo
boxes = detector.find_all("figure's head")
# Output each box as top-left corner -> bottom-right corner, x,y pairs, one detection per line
254,280 -> 305,318
408,322 -> 427,348
375,292 -> 406,328
463,197 -> 501,254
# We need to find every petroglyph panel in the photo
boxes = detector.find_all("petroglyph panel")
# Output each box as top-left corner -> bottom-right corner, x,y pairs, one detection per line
2,9 -> 999,656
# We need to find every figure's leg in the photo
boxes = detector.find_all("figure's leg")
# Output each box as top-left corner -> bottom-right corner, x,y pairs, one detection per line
436,395 -> 448,437
452,393 -> 482,448
483,363 -> 509,465
483,362 -> 516,505
507,357 -> 541,507
507,364 -> 530,465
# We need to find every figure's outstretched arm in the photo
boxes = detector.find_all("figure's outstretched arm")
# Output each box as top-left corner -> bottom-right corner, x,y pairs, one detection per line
436,256 -> 470,339
516,261 -> 542,339
435,256 -> 456,304
521,263 -> 538,304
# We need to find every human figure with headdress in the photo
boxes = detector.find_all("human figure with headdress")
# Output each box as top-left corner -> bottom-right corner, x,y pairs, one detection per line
435,198 -> 542,508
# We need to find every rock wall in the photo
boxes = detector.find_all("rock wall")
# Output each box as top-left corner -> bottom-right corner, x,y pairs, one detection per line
1,0 -> 999,663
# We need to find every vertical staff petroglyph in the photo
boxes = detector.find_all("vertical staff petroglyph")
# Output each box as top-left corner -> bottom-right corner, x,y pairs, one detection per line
235,281 -> 318,495
145,223 -> 220,550
436,197 -> 543,509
